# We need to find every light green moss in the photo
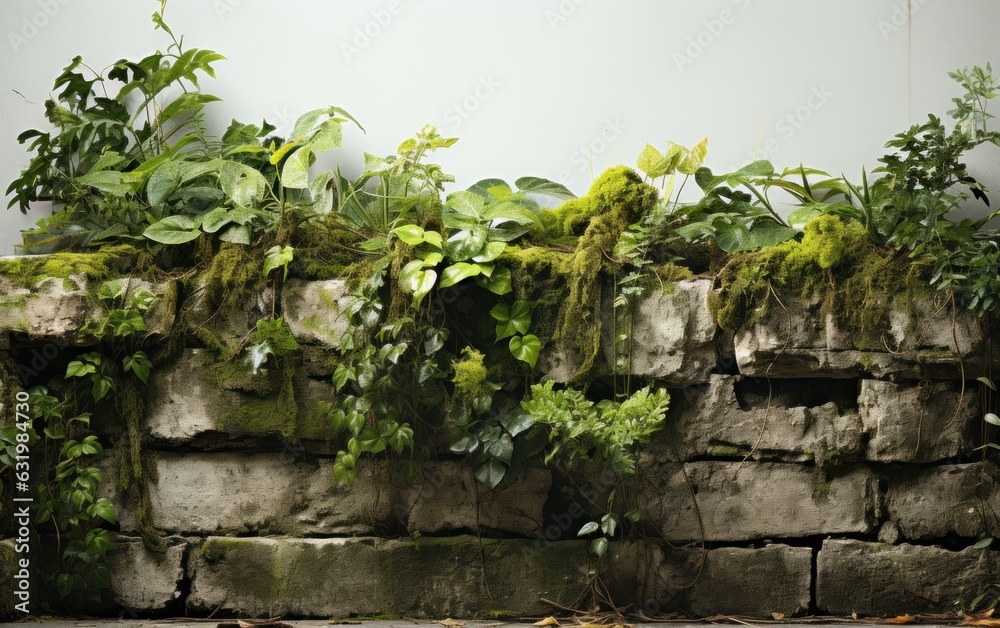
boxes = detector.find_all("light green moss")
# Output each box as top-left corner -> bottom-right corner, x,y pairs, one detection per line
452,348 -> 490,400
217,361 -> 332,441
706,445 -> 742,457
0,244 -> 138,289
712,215 -> 929,351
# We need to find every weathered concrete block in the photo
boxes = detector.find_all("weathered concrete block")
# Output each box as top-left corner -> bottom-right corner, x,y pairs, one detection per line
640,461 -> 874,541
606,541 -> 812,618
107,536 -> 186,613
403,461 -> 550,537
188,535 -> 590,618
145,349 -> 337,447
281,278 -> 350,345
0,276 -> 100,344
859,379 -> 977,462
602,279 -> 717,386
734,293 -> 985,380
886,463 -> 999,540
817,539 -> 995,616
138,454 -> 391,535
657,375 -> 862,464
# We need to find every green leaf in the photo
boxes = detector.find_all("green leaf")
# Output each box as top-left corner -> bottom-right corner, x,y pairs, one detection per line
146,160 -> 182,205
474,458 -> 506,489
392,224 -> 426,246
590,537 -> 608,558
357,425 -> 386,454
200,207 -> 233,234
219,224 -> 251,244
468,178 -> 512,199
446,190 -> 486,217
787,205 -> 824,231
600,513 -> 618,536
310,118 -> 343,152
439,262 -> 483,288
475,266 -> 512,295
75,170 -> 129,197
515,176 -> 577,200
577,521 -> 599,536
263,245 -> 295,280
715,221 -> 798,253
219,160 -> 267,205
143,215 -> 202,245
499,411 -> 534,437
471,241 -> 506,263
637,143 -> 670,179
973,537 -> 994,549
978,377 -> 997,391
509,334 -> 540,368
66,361 -> 96,378
678,137 -> 709,175
985,413 -> 1000,426
491,301 -> 531,340
123,351 -> 152,384
483,432 -> 514,464
281,147 -> 314,189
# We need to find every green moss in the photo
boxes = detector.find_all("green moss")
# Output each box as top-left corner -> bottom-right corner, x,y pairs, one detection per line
0,244 -> 138,289
217,361 -> 332,441
198,537 -> 255,564
706,445 -> 742,457
0,541 -> 14,620
114,377 -> 166,554
501,245 -> 574,351
713,215 -> 929,351
452,348 -> 490,399
198,243 -> 264,317
555,167 -> 659,382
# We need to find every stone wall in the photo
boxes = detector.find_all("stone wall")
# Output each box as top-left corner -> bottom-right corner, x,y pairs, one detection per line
1,271 -> 998,619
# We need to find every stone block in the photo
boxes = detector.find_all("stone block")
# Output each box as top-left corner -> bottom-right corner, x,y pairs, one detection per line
0,276 -> 99,345
602,279 -> 717,386
859,379 -> 977,462
733,293 -> 986,380
640,461 -> 874,542
817,539 -> 995,616
606,541 -> 812,618
280,278 -> 350,345
107,536 -> 187,613
135,454 -> 392,535
658,375 -> 862,464
402,461 -> 550,537
145,348 -> 338,448
885,463 -> 999,540
187,536 -> 590,618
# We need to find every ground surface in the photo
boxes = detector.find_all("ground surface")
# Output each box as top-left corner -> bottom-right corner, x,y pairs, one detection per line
0,621 -> 971,628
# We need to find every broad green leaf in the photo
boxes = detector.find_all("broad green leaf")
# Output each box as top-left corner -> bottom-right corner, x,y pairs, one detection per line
446,190 -> 486,217
75,171 -> 129,197
444,226 -> 488,261
392,224 -> 426,246
484,432 -> 514,464
291,107 -> 329,139
678,137 -> 709,175
474,458 -> 506,489
219,161 -> 267,205
66,361 -> 95,378
492,301 -> 532,341
577,521 -> 599,536
590,537 -> 608,557
715,221 -> 798,253
509,334 -> 540,368
143,215 -> 202,245
146,160 -> 182,205
472,241 -> 506,263
219,224 -> 251,244
637,143 -> 669,179
475,266 -> 512,295
281,146 -> 313,189
787,205 -> 824,231
973,537 -> 994,549
310,118 -> 343,152
468,178 -> 511,199
263,245 -> 295,279
499,411 -> 534,437
200,207 -> 233,233
439,262 -> 483,288
985,413 -> 1000,426
515,176 -> 577,200
978,377 -> 997,391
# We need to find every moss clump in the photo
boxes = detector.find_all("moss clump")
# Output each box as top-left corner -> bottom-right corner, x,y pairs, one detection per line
713,214 -> 929,350
0,541 -> 15,620
114,377 -> 166,554
0,244 -> 139,289
554,166 -> 659,382
290,221 -> 371,284
198,537 -> 255,564
217,361 -> 332,441
198,243 -> 265,316
452,348 -> 490,399
501,245 -> 574,352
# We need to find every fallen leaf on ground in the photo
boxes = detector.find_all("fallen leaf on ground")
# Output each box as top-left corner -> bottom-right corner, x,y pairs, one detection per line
533,619 -> 560,628
772,613 -> 786,620
440,620 -> 466,627
880,615 -> 916,625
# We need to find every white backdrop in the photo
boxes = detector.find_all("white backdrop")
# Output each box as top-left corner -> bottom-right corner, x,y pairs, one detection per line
0,0 -> 997,254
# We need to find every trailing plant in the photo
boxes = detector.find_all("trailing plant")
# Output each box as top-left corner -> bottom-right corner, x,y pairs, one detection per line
522,380 -> 670,556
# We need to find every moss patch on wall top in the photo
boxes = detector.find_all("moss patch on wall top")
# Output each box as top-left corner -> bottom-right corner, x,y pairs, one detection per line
712,214 -> 930,350
0,245 -> 140,289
